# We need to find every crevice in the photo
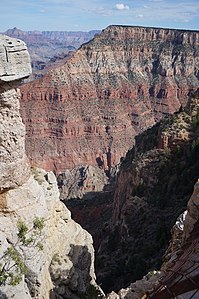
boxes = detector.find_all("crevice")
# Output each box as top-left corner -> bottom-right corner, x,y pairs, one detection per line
3,45 -> 9,62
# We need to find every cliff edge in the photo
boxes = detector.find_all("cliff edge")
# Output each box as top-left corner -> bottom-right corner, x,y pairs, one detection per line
0,35 -> 98,299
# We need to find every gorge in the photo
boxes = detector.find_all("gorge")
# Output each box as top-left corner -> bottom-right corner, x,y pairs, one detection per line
0,24 -> 199,299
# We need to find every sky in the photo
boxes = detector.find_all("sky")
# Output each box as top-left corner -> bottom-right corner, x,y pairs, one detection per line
0,0 -> 199,32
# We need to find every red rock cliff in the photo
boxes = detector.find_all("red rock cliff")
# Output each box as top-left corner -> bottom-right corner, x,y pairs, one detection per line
20,25 -> 199,173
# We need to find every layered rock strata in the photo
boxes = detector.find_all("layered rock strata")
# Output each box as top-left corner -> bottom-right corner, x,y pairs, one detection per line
20,26 -> 199,173
0,35 -> 31,189
0,34 -> 98,299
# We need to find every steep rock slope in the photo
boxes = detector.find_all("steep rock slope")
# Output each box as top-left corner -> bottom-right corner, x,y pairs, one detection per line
20,25 -> 199,173
95,89 -> 199,293
145,180 -> 199,299
0,34 -> 98,299
105,179 -> 199,299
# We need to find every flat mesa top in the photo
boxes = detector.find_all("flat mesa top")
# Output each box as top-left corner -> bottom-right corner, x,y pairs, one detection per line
0,34 -> 31,82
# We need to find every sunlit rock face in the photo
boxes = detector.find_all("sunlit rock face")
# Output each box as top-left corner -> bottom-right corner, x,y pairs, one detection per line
20,25 -> 199,173
0,34 -> 31,190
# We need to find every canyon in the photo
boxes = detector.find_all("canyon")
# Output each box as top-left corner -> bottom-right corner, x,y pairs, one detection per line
66,89 -> 199,294
20,25 -> 199,174
0,25 -> 199,299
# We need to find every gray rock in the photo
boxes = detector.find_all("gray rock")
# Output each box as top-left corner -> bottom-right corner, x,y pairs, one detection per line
58,165 -> 108,201
0,34 -> 31,190
0,35 -> 31,82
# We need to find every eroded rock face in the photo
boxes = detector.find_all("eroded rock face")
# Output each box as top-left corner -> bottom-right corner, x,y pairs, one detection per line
0,34 -> 98,299
0,34 -> 31,82
0,169 -> 96,299
95,91 -> 199,293
0,35 -> 31,190
104,181 -> 199,299
58,165 -> 108,201
145,180 -> 199,299
20,26 -> 199,173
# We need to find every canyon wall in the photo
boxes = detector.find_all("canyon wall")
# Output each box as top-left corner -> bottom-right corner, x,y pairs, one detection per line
105,180 -> 199,299
20,25 -> 199,173
94,89 -> 199,293
0,34 -> 99,299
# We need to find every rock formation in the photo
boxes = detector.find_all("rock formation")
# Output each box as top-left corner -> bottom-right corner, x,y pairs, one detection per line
0,34 -> 31,190
57,165 -> 108,201
19,25 -> 199,174
144,180 -> 199,299
0,34 -> 99,299
58,165 -> 115,252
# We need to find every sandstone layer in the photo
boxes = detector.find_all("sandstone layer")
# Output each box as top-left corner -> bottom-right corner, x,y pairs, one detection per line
0,34 -> 98,299
20,25 -> 199,173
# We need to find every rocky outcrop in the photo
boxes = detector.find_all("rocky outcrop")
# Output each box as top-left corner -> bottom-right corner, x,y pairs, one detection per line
58,165 -> 108,201
0,34 -> 31,82
0,34 -> 98,299
105,271 -> 162,299
19,25 -> 199,173
0,35 -> 31,190
0,169 -> 97,299
145,180 -> 199,299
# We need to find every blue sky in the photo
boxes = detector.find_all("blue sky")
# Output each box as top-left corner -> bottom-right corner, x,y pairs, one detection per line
0,0 -> 199,32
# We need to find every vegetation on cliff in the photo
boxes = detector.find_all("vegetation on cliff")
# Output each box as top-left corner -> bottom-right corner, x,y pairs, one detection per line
0,218 -> 45,287
96,89 -> 199,293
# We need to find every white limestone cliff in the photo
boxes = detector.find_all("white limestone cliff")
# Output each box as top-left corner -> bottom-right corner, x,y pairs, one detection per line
0,34 -> 98,299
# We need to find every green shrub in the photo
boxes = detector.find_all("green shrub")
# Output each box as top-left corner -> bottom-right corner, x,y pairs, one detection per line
77,284 -> 103,299
0,217 -> 45,287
